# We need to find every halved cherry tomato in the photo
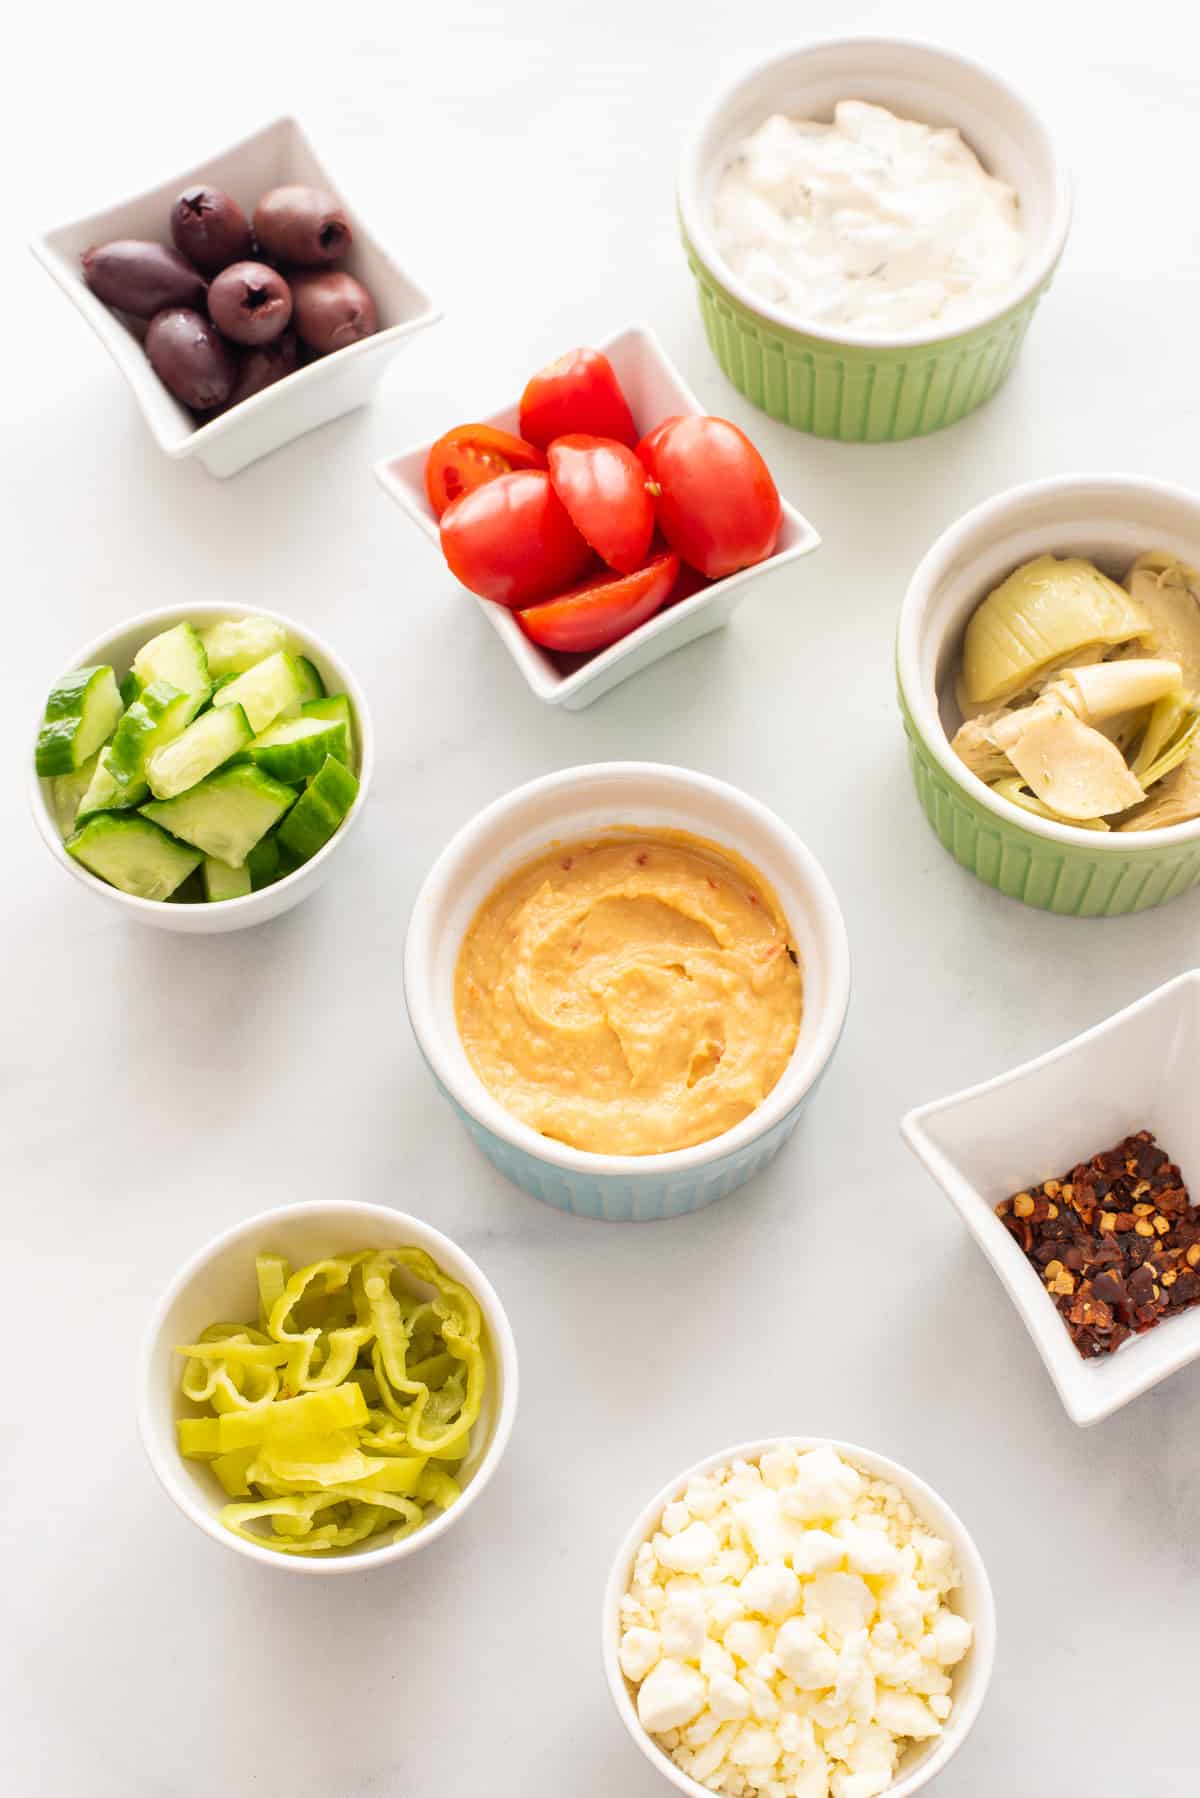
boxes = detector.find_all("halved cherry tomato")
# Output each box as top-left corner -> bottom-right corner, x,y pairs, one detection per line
546,434 -> 655,575
516,549 -> 679,653
637,415 -> 782,580
424,423 -> 546,518
439,470 -> 594,608
519,347 -> 638,449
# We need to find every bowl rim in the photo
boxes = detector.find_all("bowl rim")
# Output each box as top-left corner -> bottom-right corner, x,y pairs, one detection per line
28,598 -> 375,917
29,111 -> 443,460
900,968 -> 1200,1425
136,1199 -> 520,1573
403,759 -> 852,1178
373,320 -> 821,707
677,33 -> 1073,352
896,470 -> 1200,851
601,1433 -> 997,1798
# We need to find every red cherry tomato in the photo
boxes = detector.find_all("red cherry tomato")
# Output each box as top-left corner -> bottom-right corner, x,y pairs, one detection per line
519,347 -> 638,449
637,416 -> 782,580
516,549 -> 679,653
424,423 -> 546,518
546,434 -> 655,575
440,470 -> 594,608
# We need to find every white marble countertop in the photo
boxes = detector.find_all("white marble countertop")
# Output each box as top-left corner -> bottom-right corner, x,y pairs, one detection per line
5,3 -> 1199,1792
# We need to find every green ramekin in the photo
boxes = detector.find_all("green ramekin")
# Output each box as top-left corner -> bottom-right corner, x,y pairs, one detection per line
678,38 -> 1072,443
897,475 -> 1200,917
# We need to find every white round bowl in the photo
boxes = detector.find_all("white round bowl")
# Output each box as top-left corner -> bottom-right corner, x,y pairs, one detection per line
897,474 -> 1200,915
603,1436 -> 996,1798
137,1200 -> 518,1573
29,600 -> 374,932
404,762 -> 852,1221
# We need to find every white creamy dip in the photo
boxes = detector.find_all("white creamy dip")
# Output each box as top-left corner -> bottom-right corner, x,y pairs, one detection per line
712,100 -> 1027,336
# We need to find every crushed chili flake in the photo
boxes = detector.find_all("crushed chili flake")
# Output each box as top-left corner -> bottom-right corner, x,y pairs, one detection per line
996,1131 -> 1200,1359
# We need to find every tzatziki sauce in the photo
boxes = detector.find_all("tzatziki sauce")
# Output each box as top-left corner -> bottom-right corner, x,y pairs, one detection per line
712,100 -> 1027,336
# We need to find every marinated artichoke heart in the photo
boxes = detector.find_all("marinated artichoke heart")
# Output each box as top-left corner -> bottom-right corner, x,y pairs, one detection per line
1123,552 -> 1200,687
951,655 -> 1191,822
961,554 -> 1148,707
1120,747 -> 1200,830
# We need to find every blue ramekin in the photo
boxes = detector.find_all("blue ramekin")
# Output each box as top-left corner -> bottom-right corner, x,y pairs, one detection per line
403,762 -> 851,1221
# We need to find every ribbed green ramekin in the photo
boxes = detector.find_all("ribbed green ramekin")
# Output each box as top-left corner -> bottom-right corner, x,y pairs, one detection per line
682,243 -> 1050,442
897,475 -> 1200,917
678,38 -> 1071,443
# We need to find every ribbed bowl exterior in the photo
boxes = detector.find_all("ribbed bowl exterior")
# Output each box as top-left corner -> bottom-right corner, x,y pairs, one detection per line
421,1058 -> 835,1221
683,230 -> 1054,442
900,691 -> 1200,915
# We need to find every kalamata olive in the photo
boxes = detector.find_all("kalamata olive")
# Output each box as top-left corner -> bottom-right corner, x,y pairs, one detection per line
252,185 -> 352,266
170,187 -> 253,275
145,308 -> 238,411
207,261 -> 293,346
82,240 -> 206,318
226,331 -> 299,408
289,270 -> 378,353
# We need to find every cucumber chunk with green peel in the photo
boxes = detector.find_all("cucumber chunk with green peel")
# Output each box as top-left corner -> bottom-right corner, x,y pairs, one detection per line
277,754 -> 359,863
243,714 -> 348,782
146,704 -> 252,800
294,657 -> 326,704
202,856 -> 253,901
212,651 -> 304,734
246,834 -> 282,889
66,815 -> 202,900
131,622 -> 210,697
200,617 -> 289,678
141,766 -> 296,867
301,695 -> 354,765
76,746 -> 149,822
49,753 -> 100,837
107,680 -> 209,786
35,666 -> 123,776
119,672 -> 139,708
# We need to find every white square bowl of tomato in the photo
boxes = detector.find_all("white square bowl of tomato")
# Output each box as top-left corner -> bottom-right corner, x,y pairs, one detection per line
374,325 -> 821,710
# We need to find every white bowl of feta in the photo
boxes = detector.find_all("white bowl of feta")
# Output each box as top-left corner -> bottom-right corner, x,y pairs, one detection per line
603,1438 -> 995,1798
678,37 -> 1071,440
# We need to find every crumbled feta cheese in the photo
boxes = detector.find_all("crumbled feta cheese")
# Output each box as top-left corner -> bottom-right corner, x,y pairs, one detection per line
637,1659 -> 707,1733
618,1445 -> 970,1798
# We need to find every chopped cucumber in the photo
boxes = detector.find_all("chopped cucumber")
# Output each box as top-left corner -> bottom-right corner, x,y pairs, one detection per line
301,694 -> 354,765
294,657 -> 326,704
49,753 -> 99,838
76,746 -> 148,822
212,651 -> 304,734
107,680 -> 209,786
202,856 -> 252,902
35,665 -> 123,776
246,834 -> 282,889
200,617 -> 289,677
277,754 -> 359,863
243,714 -> 348,782
131,622 -> 210,697
141,766 -> 296,867
119,672 -> 139,707
146,704 -> 252,801
66,815 -> 202,900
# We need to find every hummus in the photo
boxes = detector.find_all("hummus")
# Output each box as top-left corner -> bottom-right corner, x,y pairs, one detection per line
454,830 -> 803,1156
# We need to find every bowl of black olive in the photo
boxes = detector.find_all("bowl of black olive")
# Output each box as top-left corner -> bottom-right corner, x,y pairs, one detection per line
32,116 -> 441,477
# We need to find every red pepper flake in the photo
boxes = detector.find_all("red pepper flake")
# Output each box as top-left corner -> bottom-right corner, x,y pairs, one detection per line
747,892 -> 759,906
995,1131 -> 1200,1359
560,858 -> 573,871
707,877 -> 719,889
635,851 -> 649,866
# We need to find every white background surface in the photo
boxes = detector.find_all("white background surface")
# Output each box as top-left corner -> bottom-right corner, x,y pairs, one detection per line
4,2 -> 1198,1792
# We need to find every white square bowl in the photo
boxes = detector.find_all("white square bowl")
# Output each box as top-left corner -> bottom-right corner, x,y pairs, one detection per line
31,115 -> 441,478
374,324 -> 821,710
901,971 -> 1200,1425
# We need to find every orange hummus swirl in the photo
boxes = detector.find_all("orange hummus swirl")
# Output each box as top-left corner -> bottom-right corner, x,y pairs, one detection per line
454,830 -> 803,1156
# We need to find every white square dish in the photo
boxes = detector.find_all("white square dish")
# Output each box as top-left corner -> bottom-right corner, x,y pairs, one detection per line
31,115 -> 441,478
374,323 -> 821,710
902,971 -> 1200,1425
